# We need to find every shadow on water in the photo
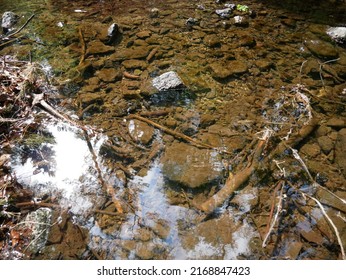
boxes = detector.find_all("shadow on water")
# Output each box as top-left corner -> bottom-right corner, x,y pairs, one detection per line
255,0 -> 346,25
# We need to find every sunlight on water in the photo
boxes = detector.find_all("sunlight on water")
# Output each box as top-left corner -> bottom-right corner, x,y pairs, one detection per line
87,157 -> 258,259
11,120 -> 106,215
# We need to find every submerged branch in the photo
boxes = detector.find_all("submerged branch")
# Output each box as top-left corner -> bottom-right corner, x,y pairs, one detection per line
197,138 -> 266,214
127,114 -> 232,154
6,14 -> 35,38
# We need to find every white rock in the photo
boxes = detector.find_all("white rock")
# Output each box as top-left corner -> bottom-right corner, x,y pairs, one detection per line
1,11 -> 18,30
152,71 -> 184,91
234,16 -> 244,24
215,8 -> 232,18
326,27 -> 346,43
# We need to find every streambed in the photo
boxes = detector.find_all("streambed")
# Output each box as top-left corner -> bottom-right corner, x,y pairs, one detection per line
0,0 -> 346,260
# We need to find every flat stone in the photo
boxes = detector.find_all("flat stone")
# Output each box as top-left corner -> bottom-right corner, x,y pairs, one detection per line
255,59 -> 274,71
300,143 -> 321,158
109,46 -> 151,61
97,68 -> 122,82
304,39 -> 338,59
86,40 -> 114,55
228,60 -> 248,74
152,71 -> 184,91
122,59 -> 148,70
78,92 -> 104,108
136,30 -> 151,39
161,142 -> 223,188
210,60 -> 248,80
209,62 -> 234,80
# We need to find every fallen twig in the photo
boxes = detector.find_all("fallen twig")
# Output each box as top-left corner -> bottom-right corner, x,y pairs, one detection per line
6,14 -> 35,38
303,192 -> 346,260
127,114 -> 232,154
15,201 -> 60,209
262,181 -> 284,247
78,26 -> 86,66
0,117 -> 25,123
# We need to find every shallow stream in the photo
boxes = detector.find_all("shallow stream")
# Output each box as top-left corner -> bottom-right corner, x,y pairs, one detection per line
1,0 -> 346,260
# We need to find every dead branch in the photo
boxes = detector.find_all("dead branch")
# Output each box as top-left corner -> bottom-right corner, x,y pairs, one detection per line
15,201 -> 60,209
196,138 -> 266,214
0,35 -> 25,48
139,109 -> 172,117
0,117 -> 24,123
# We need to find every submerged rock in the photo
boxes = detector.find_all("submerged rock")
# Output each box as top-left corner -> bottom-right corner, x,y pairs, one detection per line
152,71 -> 185,91
1,11 -> 18,33
161,142 -> 223,188
86,40 -> 114,55
203,34 -> 221,48
304,39 -> 338,59
97,68 -> 122,82
326,27 -> 346,44
107,22 -> 122,43
210,60 -> 248,81
216,8 -> 233,18
127,119 -> 155,145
